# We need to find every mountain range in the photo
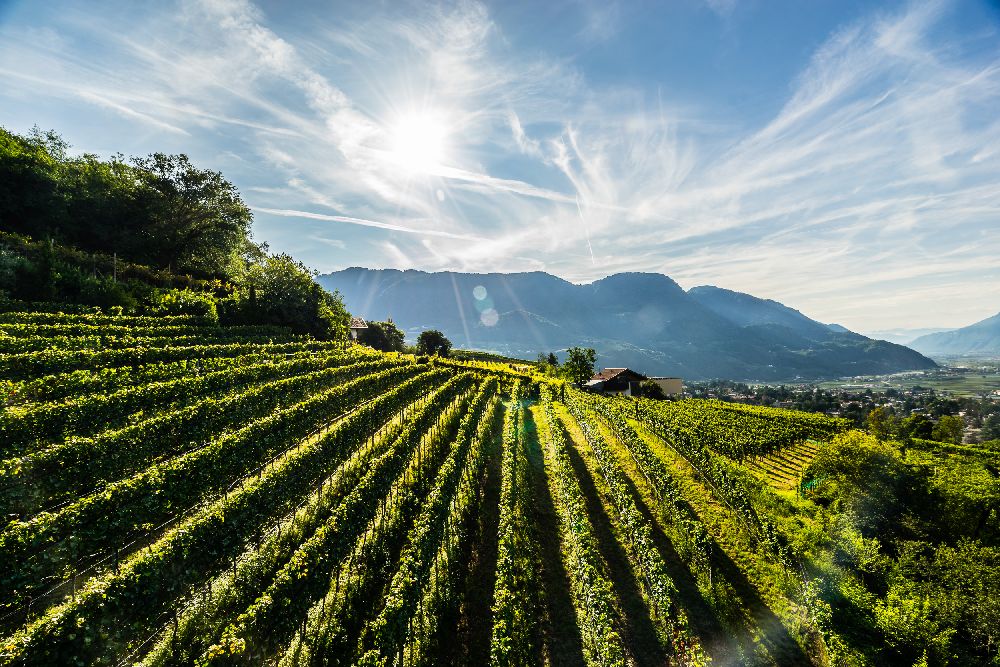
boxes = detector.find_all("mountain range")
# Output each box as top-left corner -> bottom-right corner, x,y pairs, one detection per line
862,327 -> 955,345
909,312 -> 1000,357
319,268 -> 937,380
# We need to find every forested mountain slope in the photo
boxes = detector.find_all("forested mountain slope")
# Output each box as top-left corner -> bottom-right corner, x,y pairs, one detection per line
321,268 -> 936,380
910,311 -> 1000,356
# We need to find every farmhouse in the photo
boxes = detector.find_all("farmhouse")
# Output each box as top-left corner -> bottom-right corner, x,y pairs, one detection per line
585,368 -> 646,396
349,317 -> 368,341
585,368 -> 684,397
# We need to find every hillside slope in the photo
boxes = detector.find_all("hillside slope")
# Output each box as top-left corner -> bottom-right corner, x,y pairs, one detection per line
909,311 -> 1000,356
319,268 -> 936,380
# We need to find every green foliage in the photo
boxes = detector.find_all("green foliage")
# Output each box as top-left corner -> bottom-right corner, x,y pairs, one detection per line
564,393 -> 709,663
562,346 -> 596,385
931,415 -> 964,445
148,288 -> 219,322
0,127 -> 251,280
0,126 -> 348,339
128,152 -> 253,276
490,382 -> 543,666
3,306 -> 997,666
982,414 -> 1000,441
900,413 -> 934,441
416,328 -> 451,357
358,319 -> 406,352
225,253 -> 349,338
638,378 -> 666,399
867,406 -> 899,441
537,388 -> 626,666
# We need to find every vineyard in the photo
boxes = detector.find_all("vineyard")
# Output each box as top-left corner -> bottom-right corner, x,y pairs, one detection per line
0,309 -> 994,666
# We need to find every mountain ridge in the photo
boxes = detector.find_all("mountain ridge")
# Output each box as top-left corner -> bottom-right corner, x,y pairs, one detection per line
319,268 -> 937,380
909,311 -> 1000,356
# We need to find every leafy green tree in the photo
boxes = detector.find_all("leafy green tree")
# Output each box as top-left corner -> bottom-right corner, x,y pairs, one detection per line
562,346 -> 597,385
535,351 -> 560,376
639,379 -> 666,399
235,254 -> 348,338
359,320 -> 406,352
0,127 -> 255,281
900,414 -> 934,441
867,406 -> 899,441
807,431 -> 912,536
0,127 -> 64,235
130,153 -> 253,277
980,413 -> 1000,441
932,415 -> 964,444
416,329 -> 451,356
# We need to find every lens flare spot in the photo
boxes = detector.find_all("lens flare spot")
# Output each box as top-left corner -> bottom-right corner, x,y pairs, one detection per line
473,285 -> 487,300
474,295 -> 493,312
480,308 -> 499,326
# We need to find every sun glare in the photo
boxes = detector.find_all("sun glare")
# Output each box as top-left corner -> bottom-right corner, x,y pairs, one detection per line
387,110 -> 449,174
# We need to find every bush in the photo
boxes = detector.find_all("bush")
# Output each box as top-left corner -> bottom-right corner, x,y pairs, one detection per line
148,288 -> 219,323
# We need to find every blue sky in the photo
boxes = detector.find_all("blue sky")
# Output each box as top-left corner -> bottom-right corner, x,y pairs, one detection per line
1,0 -> 998,332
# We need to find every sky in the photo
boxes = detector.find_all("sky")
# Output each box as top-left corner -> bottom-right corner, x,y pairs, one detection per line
1,0 -> 998,333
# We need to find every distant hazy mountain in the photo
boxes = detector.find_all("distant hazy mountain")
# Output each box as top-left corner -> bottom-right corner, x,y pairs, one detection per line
864,327 -> 954,345
687,286 -> 835,338
909,312 -> 1000,357
319,268 -> 937,380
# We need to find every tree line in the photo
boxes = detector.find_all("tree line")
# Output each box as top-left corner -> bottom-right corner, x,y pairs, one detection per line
0,125 -> 349,338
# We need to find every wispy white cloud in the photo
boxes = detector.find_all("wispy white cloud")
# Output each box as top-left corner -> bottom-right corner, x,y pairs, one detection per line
1,0 -> 997,330
252,207 -> 487,241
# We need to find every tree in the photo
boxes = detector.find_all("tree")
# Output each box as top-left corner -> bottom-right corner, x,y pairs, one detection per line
0,129 -> 256,281
639,379 -> 666,399
235,254 -> 349,338
416,329 -> 451,356
900,414 -> 934,442
562,346 -> 597,385
130,152 -> 253,277
932,415 -> 964,445
867,406 -> 899,441
547,352 -> 558,366
358,320 -> 406,352
980,413 -> 1000,442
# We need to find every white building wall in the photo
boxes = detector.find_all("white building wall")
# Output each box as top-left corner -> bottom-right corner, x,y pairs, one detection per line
652,377 -> 683,396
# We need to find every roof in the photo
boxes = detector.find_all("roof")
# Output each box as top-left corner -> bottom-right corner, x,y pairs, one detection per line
589,368 -> 646,382
349,317 -> 368,329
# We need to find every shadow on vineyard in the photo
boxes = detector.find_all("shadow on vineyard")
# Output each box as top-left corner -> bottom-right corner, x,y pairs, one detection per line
557,414 -> 669,666
523,404 -> 589,667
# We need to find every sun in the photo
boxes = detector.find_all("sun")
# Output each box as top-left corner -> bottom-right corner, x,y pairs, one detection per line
386,110 -> 449,174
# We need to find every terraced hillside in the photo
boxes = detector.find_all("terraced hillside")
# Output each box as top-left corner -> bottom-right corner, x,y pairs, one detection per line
2,309 -> 995,666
